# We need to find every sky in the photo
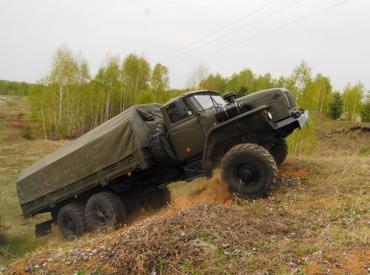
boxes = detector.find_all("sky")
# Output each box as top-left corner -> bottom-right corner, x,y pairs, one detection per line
0,0 -> 369,90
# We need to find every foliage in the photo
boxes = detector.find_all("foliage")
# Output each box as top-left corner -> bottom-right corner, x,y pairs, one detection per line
0,80 -> 33,96
187,63 -> 210,89
29,48 -> 173,139
360,91 -> 370,122
287,115 -> 318,155
327,92 -> 344,120
151,63 -> 169,102
199,73 -> 226,93
27,49 -> 367,145
22,126 -> 33,140
342,82 -> 364,121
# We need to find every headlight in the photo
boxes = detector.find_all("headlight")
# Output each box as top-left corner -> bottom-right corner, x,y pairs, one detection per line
267,111 -> 273,120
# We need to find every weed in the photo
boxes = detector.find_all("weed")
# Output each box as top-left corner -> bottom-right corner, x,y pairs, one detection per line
21,126 -> 33,139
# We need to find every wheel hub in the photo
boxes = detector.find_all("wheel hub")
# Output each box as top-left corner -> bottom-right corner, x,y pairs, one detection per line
64,217 -> 76,232
237,164 -> 259,186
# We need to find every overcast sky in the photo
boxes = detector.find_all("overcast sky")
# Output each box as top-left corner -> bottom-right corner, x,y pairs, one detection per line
0,0 -> 369,90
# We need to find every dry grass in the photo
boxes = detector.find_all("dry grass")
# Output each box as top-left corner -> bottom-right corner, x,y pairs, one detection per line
7,154 -> 370,274
0,96 -> 67,266
1,96 -> 369,274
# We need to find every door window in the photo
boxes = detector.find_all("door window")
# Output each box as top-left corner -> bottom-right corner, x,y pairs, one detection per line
167,104 -> 187,123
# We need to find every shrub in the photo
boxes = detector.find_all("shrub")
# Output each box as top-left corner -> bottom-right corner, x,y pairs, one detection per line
327,92 -> 343,120
22,125 -> 33,140
360,96 -> 370,122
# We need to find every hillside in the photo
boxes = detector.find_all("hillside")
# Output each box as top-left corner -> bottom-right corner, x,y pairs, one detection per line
0,95 -> 369,274
0,96 -> 68,266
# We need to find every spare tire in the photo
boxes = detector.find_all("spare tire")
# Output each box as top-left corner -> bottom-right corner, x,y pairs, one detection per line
149,125 -> 177,164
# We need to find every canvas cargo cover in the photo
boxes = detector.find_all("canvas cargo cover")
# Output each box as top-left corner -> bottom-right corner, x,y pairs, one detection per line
17,103 -> 163,209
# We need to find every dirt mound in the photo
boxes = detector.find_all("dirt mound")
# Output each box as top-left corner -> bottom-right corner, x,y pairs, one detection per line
327,125 -> 370,135
7,172 -> 293,274
9,202 -> 295,275
6,156 -> 370,274
316,125 -> 370,156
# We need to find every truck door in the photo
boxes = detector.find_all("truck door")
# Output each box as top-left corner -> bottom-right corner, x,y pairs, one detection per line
165,100 -> 205,162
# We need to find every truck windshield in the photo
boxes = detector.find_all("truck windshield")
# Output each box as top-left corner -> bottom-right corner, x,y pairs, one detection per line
191,94 -> 225,111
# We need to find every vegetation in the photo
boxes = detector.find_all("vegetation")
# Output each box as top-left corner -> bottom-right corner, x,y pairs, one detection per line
328,92 -> 344,119
27,48 -> 368,142
28,48 -> 171,139
7,137 -> 370,274
1,95 -> 369,270
0,96 -> 65,266
1,48 -> 369,271
342,82 -> 365,121
360,91 -> 370,122
0,80 -> 33,96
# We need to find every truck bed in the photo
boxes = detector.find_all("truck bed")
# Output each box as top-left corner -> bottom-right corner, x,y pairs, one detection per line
17,104 -> 163,217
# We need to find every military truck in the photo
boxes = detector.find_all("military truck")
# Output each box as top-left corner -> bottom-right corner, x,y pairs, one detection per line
17,88 -> 308,238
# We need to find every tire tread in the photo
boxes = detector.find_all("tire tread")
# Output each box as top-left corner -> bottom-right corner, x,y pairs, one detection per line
221,143 -> 278,196
57,203 -> 85,239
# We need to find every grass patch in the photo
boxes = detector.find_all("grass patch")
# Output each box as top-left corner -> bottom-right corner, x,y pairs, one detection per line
1,95 -> 369,274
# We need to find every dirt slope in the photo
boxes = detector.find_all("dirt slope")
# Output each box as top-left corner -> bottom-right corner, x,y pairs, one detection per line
1,96 -> 369,274
7,158 -> 370,274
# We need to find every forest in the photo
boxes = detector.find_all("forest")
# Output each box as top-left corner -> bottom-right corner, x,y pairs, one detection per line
0,80 -> 34,96
8,47 -> 369,153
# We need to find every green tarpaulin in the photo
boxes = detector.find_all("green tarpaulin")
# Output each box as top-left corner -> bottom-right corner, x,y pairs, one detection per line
17,104 -> 163,214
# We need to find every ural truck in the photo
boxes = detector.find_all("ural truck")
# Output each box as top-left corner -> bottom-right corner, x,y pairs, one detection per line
17,88 -> 309,238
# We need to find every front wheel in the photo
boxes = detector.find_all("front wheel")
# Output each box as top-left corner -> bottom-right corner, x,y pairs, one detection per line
269,138 -> 288,166
221,143 -> 278,197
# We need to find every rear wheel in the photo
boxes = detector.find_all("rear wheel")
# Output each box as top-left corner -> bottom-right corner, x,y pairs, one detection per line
221,143 -> 277,197
57,203 -> 86,239
269,138 -> 288,166
85,192 -> 126,231
144,186 -> 171,209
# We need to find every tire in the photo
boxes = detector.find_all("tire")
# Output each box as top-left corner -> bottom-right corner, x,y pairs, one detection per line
221,143 -> 278,197
57,203 -> 86,239
85,192 -> 126,231
145,186 -> 171,209
269,139 -> 288,165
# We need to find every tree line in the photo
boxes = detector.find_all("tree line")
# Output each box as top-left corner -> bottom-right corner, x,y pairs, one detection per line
28,48 -> 369,141
29,48 -> 172,139
196,61 -> 369,154
198,61 -> 369,121
0,80 -> 34,96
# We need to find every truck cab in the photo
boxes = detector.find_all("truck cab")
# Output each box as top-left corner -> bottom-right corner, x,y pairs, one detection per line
161,91 -> 224,162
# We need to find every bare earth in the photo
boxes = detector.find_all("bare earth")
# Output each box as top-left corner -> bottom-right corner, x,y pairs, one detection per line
0,95 -> 369,274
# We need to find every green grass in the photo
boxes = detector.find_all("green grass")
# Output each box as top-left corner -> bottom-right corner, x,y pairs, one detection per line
1,95 -> 369,273
0,96 -> 66,266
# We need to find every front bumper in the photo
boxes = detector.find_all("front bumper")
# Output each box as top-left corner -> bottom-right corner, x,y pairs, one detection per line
267,110 -> 309,131
297,111 -> 309,128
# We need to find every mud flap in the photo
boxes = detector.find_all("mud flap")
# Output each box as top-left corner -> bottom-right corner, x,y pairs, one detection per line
35,219 -> 53,237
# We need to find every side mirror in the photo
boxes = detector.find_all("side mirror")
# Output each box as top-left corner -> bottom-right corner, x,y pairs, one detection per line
223,92 -> 237,103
